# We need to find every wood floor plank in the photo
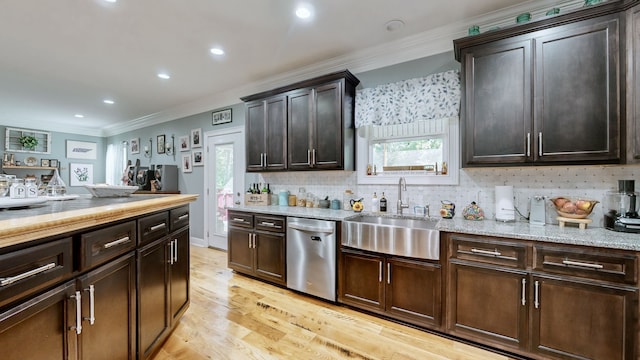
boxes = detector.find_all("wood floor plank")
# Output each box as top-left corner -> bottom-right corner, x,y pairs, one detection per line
155,246 -> 513,360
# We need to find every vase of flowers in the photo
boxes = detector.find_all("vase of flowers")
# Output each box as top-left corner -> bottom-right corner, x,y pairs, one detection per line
18,135 -> 38,150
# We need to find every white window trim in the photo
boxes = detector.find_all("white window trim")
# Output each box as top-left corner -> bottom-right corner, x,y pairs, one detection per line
356,117 -> 459,185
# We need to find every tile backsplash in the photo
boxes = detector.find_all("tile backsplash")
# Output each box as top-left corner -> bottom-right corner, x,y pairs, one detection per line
257,165 -> 640,228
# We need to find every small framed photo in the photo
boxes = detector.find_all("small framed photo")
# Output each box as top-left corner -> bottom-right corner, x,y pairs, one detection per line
179,135 -> 190,151
130,138 -> 140,154
157,135 -> 166,154
50,159 -> 58,168
192,150 -> 203,166
212,108 -> 232,125
181,153 -> 192,173
191,128 -> 202,148
41,159 -> 50,167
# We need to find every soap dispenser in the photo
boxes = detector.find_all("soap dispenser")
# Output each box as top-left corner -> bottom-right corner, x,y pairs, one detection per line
371,192 -> 379,213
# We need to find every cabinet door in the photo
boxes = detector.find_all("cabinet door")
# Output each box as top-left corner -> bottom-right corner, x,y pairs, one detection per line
447,262 -> 528,352
254,230 -> 286,285
338,249 -> 384,313
227,227 -> 254,275
288,88 -> 313,170
630,4 -> 640,160
78,253 -> 136,360
313,81 -> 343,169
169,229 -> 190,324
137,239 -> 170,360
264,95 -> 287,170
461,39 -> 532,166
531,275 -> 636,360
386,258 -> 441,328
0,281 -> 77,360
246,100 -> 267,171
534,14 -> 620,163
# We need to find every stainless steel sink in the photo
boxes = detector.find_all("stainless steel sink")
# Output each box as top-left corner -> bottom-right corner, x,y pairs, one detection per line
341,214 -> 440,260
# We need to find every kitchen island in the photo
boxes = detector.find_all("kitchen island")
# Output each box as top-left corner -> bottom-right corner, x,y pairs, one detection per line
0,193 -> 197,360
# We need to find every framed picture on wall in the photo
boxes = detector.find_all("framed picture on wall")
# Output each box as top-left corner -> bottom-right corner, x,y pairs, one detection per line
190,128 -> 202,148
66,140 -> 97,159
179,135 -> 190,151
157,135 -> 166,154
130,138 -> 140,154
192,150 -> 203,166
182,153 -> 192,173
69,163 -> 94,186
212,108 -> 232,125
50,159 -> 58,168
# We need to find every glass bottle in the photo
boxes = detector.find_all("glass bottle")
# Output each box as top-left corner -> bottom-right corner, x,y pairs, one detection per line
380,192 -> 387,212
46,168 -> 67,196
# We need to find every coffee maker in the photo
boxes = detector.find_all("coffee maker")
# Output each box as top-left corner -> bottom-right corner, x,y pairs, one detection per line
604,180 -> 640,232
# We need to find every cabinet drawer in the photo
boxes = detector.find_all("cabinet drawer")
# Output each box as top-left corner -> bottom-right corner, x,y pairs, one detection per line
450,235 -> 527,269
169,205 -> 190,232
255,215 -> 285,233
0,238 -> 73,309
80,221 -> 136,270
534,245 -> 637,285
228,211 -> 253,229
138,211 -> 169,245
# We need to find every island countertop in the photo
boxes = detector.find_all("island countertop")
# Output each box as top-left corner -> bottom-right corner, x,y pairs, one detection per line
0,194 -> 198,249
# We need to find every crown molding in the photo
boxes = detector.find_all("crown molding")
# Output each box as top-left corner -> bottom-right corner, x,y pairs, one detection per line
103,0 -> 585,137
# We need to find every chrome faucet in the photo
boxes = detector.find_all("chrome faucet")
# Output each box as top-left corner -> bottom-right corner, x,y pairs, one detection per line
397,177 -> 409,215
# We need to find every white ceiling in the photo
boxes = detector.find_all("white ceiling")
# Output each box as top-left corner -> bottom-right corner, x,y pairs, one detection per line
0,0 -> 582,137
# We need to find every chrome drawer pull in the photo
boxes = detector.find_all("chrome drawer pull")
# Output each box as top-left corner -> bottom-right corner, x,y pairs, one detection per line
84,285 -> 95,325
562,259 -> 604,269
71,291 -> 83,335
259,222 -> 281,228
178,214 -> 189,221
150,223 -> 166,231
0,262 -> 56,287
103,236 -> 130,249
470,248 -> 502,257
233,218 -> 247,223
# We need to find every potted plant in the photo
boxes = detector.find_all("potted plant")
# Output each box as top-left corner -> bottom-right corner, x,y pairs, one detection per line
18,135 -> 38,150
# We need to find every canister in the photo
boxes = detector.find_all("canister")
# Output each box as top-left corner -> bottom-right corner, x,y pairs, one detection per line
331,199 -> 341,210
279,191 -> 289,206
288,194 -> 297,206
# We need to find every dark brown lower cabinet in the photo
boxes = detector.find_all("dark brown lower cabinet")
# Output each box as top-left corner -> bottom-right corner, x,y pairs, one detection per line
78,253 -> 136,360
339,248 -> 441,328
0,281 -> 77,360
138,228 -> 189,360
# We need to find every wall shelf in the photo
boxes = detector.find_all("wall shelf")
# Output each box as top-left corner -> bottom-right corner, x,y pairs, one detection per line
2,166 -> 57,170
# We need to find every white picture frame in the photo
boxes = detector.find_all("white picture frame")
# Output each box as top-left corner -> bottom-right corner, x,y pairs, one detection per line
130,138 -> 140,154
212,108 -> 232,125
182,153 -> 192,173
192,150 -> 203,166
179,135 -> 190,151
70,163 -> 94,186
190,128 -> 202,148
66,140 -> 97,159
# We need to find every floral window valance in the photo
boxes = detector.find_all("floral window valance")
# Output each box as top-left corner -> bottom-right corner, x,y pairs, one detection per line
355,69 -> 461,128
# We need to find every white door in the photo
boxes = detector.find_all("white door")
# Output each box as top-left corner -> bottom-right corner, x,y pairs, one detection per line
204,127 -> 245,250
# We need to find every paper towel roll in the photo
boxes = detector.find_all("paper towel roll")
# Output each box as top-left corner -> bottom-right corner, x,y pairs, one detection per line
495,185 -> 515,222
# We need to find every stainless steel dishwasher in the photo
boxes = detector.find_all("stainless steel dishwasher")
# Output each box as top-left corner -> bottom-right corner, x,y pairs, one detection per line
286,217 -> 337,301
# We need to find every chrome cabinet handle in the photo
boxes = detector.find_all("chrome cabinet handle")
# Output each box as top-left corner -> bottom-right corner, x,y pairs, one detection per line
178,214 -> 189,221
259,222 -> 281,229
312,149 -> 317,167
521,278 -> 526,306
71,291 -> 83,335
562,259 -> 604,269
173,239 -> 178,263
534,280 -> 540,309
378,261 -> 382,283
387,263 -> 391,284
307,149 -> 312,166
150,223 -> 166,231
253,234 -> 257,248
470,248 -> 502,257
248,234 -> 252,248
0,262 -> 56,287
84,285 -> 95,325
168,241 -> 174,264
538,132 -> 543,157
103,236 -> 130,249
233,217 -> 247,223
526,133 -> 531,157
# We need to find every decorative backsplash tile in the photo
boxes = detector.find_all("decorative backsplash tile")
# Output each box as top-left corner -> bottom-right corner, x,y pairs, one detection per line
258,164 -> 640,228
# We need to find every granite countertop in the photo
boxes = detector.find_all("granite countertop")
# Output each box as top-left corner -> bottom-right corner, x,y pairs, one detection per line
229,205 -> 640,252
0,194 -> 198,249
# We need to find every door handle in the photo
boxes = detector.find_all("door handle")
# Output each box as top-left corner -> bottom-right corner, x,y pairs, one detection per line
312,148 -> 317,167
526,133 -> 531,157
521,278 -> 526,306
387,263 -> 391,284
70,291 -> 83,335
538,132 -> 543,157
378,261 -> 383,283
307,149 -> 312,166
534,280 -> 540,309
84,284 -> 96,325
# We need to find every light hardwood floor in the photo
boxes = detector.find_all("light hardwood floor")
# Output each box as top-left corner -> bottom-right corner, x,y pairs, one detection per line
154,246 -> 514,360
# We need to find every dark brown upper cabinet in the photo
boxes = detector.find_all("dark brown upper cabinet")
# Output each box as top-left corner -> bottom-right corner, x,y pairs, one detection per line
241,70 -> 359,172
455,2 -> 624,167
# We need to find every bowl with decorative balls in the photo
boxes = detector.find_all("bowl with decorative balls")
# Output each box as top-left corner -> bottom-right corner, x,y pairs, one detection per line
550,197 -> 599,219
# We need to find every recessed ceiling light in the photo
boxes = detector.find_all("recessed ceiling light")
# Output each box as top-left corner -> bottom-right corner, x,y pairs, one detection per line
157,73 -> 171,80
295,6 -> 312,19
104,0 -> 117,3
103,99 -> 115,105
74,114 -> 84,118
385,19 -> 405,32
210,47 -> 224,56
